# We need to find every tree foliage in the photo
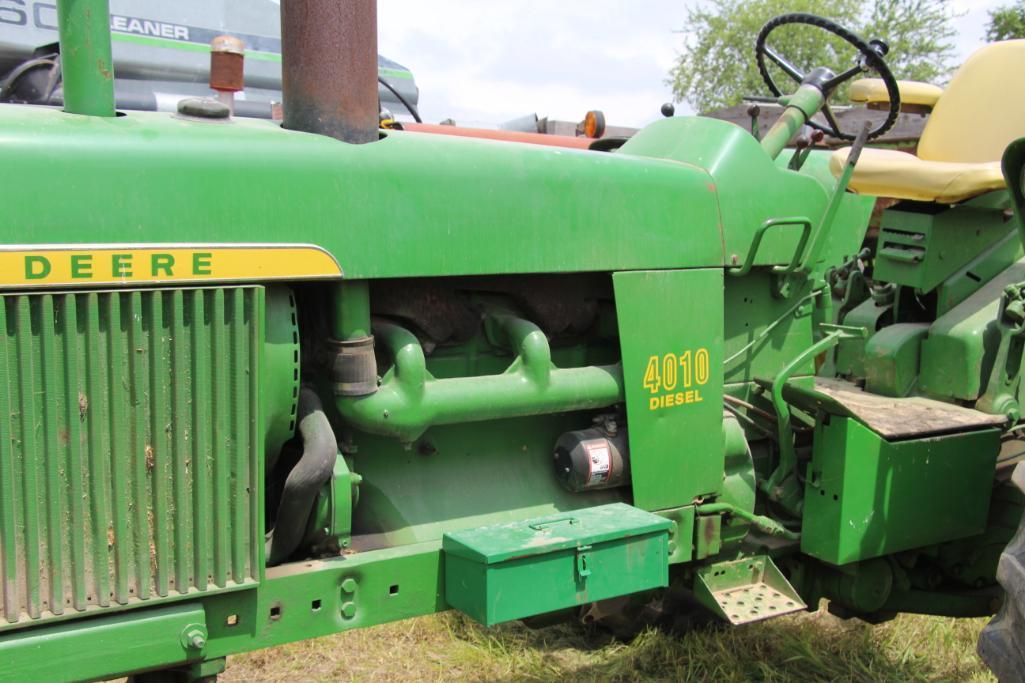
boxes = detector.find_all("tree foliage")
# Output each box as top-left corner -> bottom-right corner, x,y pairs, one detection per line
669,0 -> 957,113
986,2 -> 1025,41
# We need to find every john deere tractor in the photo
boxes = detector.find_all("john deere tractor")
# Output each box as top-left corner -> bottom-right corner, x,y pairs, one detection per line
2,2 -> 1025,681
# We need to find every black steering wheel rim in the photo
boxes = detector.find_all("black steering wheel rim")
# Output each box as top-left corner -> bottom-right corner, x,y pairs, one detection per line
755,13 -> 900,141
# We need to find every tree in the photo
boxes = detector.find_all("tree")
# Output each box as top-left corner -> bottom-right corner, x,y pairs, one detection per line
986,2 -> 1025,41
669,0 -> 957,113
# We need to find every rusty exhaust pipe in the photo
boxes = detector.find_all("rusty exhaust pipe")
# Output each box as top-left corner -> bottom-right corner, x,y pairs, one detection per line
280,0 -> 379,144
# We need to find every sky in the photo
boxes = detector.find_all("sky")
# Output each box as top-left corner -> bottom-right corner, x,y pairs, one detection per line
377,0 -> 1004,129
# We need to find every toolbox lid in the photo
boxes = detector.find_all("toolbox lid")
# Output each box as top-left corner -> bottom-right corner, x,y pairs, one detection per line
442,503 -> 672,565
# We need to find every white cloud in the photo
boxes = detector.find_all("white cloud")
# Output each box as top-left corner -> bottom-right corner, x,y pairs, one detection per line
951,0 -> 1003,59
379,1 -> 994,129
378,0 -> 686,128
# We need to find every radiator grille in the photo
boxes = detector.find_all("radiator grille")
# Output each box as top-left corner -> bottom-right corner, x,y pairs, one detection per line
0,287 -> 262,628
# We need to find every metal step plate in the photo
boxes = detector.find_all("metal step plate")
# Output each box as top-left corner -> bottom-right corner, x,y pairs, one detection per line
695,556 -> 806,625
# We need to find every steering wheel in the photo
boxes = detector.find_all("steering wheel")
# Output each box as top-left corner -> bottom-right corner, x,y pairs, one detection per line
755,13 -> 900,141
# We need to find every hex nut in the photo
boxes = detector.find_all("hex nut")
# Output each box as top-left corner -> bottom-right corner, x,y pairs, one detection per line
179,623 -> 209,651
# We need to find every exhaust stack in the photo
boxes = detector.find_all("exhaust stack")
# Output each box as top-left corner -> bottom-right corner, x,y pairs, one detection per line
57,0 -> 116,117
280,0 -> 379,144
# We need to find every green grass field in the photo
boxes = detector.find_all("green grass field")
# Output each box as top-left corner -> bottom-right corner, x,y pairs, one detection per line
221,607 -> 996,682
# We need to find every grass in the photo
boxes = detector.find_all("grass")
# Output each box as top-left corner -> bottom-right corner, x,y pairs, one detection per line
221,606 -> 996,682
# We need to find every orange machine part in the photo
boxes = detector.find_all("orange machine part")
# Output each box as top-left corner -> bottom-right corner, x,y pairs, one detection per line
401,123 -> 594,150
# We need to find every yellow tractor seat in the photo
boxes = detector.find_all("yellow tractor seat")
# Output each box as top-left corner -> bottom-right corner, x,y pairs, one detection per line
830,39 -> 1025,204
828,148 -> 1004,204
849,79 -> 944,109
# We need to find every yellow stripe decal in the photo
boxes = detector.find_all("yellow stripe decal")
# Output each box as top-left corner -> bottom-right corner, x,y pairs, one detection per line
0,245 -> 342,288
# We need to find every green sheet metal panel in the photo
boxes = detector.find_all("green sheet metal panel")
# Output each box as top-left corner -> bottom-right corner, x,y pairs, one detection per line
0,287 -> 262,631
0,106 -> 724,278
723,273 -> 817,386
613,269 -> 725,510
621,117 -> 872,270
443,503 -> 670,626
873,207 -> 1015,293
801,417 -> 1000,565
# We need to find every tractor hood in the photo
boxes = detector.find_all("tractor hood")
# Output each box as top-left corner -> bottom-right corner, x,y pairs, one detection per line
0,105 -> 726,280
0,106 -> 872,281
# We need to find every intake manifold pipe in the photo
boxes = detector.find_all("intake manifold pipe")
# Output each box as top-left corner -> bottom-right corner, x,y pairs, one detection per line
335,314 -> 625,442
266,387 -> 338,566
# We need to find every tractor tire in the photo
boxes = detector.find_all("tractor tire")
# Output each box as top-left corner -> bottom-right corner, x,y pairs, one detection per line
979,461 -> 1025,682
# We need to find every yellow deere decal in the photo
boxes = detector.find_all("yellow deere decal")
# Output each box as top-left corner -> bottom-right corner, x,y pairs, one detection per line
0,244 -> 342,288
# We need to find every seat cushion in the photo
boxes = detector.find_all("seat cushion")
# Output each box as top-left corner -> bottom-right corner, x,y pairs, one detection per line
829,147 -> 1005,204
849,78 -> 944,108
916,40 -> 1025,163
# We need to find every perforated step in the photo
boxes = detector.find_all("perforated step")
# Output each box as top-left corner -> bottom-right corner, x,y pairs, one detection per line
695,556 -> 806,625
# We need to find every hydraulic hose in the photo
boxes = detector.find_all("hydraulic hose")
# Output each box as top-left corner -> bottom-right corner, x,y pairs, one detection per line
695,502 -> 800,541
266,387 -> 338,566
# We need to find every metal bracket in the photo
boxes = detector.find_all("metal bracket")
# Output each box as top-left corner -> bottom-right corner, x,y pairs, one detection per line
977,282 -> 1025,423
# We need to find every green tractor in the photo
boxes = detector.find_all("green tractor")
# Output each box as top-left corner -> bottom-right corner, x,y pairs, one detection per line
2,2 -> 1025,680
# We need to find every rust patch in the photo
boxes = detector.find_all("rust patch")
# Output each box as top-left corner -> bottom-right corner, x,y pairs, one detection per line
58,428 -> 69,446
706,183 -> 717,193
281,0 -> 379,143
144,445 -> 155,471
147,508 -> 158,581
77,392 -> 89,422
703,518 -> 716,545
107,526 -> 115,550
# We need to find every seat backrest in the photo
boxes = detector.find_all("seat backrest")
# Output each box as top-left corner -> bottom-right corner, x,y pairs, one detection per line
917,40 -> 1025,164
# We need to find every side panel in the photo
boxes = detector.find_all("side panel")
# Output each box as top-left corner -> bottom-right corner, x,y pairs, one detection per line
613,269 -> 724,510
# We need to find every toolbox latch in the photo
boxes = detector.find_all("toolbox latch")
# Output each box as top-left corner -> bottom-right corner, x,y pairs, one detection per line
575,545 -> 593,579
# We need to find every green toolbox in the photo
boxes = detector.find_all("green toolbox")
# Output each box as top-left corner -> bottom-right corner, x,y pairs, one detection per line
442,503 -> 672,626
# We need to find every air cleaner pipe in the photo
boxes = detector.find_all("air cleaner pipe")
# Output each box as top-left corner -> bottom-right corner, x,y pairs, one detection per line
336,318 -> 624,442
57,0 -> 116,117
333,280 -> 372,340
280,0 -> 379,143
330,281 -> 378,397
